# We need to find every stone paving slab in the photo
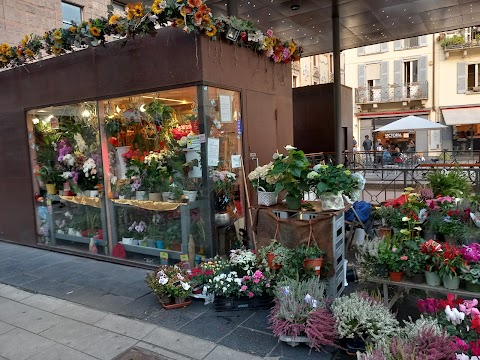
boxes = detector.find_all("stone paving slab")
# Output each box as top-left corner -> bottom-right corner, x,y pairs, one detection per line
53,301 -> 108,324
0,328 -> 55,360
27,343 -> 98,360
83,332 -> 138,360
93,313 -> 156,340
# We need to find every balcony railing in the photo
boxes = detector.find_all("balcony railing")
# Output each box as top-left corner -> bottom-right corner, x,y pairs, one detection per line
355,81 -> 428,104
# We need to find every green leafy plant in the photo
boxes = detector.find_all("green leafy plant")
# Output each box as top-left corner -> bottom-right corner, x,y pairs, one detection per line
378,236 -> 408,272
460,263 -> 480,284
271,146 -> 310,201
145,100 -> 175,123
145,265 -> 191,299
402,240 -> 426,275
258,240 -> 292,268
299,244 -> 325,260
39,165 -> 59,184
425,168 -> 472,198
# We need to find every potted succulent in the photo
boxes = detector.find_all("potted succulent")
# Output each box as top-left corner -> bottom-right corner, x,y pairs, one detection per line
460,263 -> 480,292
300,244 -> 325,276
270,146 -> 310,210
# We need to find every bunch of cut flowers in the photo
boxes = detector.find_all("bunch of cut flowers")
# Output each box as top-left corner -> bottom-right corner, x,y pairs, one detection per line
417,293 -> 480,358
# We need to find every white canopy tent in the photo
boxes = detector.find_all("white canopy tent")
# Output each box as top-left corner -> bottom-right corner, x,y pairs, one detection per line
372,115 -> 447,133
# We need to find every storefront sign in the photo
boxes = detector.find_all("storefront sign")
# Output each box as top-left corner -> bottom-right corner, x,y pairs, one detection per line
385,133 -> 405,139
186,134 -> 206,149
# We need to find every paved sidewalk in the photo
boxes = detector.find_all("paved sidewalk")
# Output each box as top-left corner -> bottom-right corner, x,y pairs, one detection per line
0,241 -> 341,360
0,283 -> 262,360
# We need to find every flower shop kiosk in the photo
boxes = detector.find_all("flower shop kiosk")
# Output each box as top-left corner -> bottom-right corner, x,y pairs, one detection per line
0,27 -> 293,266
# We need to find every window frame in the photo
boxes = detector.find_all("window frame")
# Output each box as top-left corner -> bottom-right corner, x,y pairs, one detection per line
61,1 -> 83,28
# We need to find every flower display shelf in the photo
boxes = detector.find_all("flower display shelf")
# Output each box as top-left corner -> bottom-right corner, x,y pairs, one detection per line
214,295 -> 273,312
279,335 -> 311,348
55,233 -> 107,247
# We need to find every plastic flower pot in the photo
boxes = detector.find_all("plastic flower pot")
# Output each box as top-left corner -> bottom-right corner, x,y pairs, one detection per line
442,275 -> 460,290
389,271 -> 403,282
156,240 -> 164,249
303,258 -> 323,276
286,196 -> 302,210
122,237 -> 133,245
443,235 -> 457,245
266,252 -> 282,270
148,193 -> 162,201
466,281 -> 480,292
97,229 -> 103,240
379,226 -> 392,239
45,184 -> 57,195
81,230 -> 88,238
424,270 -> 441,286
172,243 -> 181,251
345,336 -> 366,355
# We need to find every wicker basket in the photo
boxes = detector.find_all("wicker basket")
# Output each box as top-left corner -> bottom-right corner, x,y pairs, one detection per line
257,187 -> 277,206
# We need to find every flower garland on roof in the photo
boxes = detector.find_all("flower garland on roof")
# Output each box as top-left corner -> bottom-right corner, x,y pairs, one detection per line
0,1 -> 302,69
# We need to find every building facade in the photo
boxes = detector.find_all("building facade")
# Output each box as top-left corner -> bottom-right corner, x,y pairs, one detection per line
0,0 -> 127,45
292,53 -> 343,88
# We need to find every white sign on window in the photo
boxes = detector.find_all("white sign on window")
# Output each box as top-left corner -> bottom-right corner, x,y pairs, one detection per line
219,95 -> 232,123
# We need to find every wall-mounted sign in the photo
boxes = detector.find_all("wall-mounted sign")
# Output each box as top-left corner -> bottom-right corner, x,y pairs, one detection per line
385,132 -> 407,139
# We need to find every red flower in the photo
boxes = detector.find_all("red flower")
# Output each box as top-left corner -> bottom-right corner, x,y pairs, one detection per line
438,293 -> 464,309
108,137 -> 119,147
472,315 -> 480,334
470,339 -> 480,356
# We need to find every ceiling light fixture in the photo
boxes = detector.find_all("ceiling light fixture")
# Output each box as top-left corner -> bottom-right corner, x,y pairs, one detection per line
291,4 -> 300,10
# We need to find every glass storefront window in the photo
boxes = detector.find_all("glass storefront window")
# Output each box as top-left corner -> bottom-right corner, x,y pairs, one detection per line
27,85 -> 244,265
27,102 -> 106,253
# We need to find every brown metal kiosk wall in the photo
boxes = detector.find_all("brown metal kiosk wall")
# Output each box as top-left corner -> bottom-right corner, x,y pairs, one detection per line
293,83 -> 352,154
0,28 -> 292,247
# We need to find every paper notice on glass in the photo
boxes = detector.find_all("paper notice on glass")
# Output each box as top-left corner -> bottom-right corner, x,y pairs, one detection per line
219,95 -> 232,123
231,155 -> 241,169
207,138 -> 220,166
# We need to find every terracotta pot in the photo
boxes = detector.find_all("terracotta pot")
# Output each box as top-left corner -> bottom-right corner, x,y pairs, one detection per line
389,271 -> 403,282
379,227 -> 392,239
172,243 -> 181,251
97,229 -> 103,240
266,252 -> 281,270
303,258 -> 323,276
81,230 -> 88,238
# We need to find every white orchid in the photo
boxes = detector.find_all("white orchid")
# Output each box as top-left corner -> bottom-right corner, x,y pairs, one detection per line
284,145 -> 296,151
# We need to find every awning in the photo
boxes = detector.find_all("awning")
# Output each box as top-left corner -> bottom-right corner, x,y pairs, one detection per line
441,107 -> 480,126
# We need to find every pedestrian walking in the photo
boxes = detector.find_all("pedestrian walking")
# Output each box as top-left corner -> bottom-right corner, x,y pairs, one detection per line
362,135 -> 372,164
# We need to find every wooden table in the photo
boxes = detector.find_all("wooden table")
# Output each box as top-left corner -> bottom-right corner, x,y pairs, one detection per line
369,277 -> 479,308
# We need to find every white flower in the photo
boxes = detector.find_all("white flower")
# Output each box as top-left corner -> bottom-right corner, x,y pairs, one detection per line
63,154 -> 75,167
445,305 -> 465,325
312,300 -> 318,308
158,276 -> 168,285
307,171 -> 319,180
234,278 -> 242,286
181,282 -> 190,290
74,133 -> 87,153
110,175 -> 117,186
402,216 -> 410,222
61,171 -> 73,179
222,287 -> 227,293
179,136 -> 188,146
272,152 -> 280,160
284,145 -> 296,151
304,294 -> 312,304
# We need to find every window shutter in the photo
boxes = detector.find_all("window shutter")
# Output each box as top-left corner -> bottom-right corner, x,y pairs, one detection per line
457,62 -> 466,94
357,47 -> 365,56
381,42 -> 389,53
394,60 -> 402,99
380,61 -> 389,101
418,56 -> 428,83
419,35 -> 428,47
358,64 -> 366,87
394,40 -> 402,51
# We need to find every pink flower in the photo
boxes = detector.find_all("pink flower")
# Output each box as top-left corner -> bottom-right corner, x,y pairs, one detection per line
454,337 -> 469,352
248,292 -> 254,298
253,270 -> 264,279
400,255 -> 408,261
253,278 -> 259,284
459,299 -> 480,317
242,276 -> 251,281
266,283 -> 270,288
240,285 -> 247,292
266,29 -> 273,37
392,247 -> 397,253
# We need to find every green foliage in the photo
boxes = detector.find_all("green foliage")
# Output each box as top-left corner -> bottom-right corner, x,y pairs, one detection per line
299,244 -> 325,260
460,263 -> 480,284
378,235 -> 407,272
374,206 -> 404,228
440,34 -> 465,48
145,100 -> 175,123
38,165 -> 59,184
402,240 -> 426,275
425,168 -> 472,198
271,148 -> 310,199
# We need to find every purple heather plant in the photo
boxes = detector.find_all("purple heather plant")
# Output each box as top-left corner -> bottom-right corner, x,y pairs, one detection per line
305,307 -> 339,352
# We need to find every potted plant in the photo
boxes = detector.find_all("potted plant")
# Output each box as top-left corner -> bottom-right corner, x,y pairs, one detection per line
145,265 -> 191,308
378,238 -> 408,282
123,221 -> 147,246
183,178 -> 201,203
248,163 -> 279,206
144,99 -> 175,125
299,244 -> 325,276
143,151 -> 173,201
212,170 -> 236,225
420,239 -> 443,286
259,240 -> 291,271
331,292 -> 399,355
403,240 -> 426,283
461,263 -> 480,292
269,277 -> 339,351
437,243 -> 465,290
355,237 -> 384,279
117,181 -> 133,199
270,146 -> 310,210
425,168 -> 472,198
39,165 -> 59,194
